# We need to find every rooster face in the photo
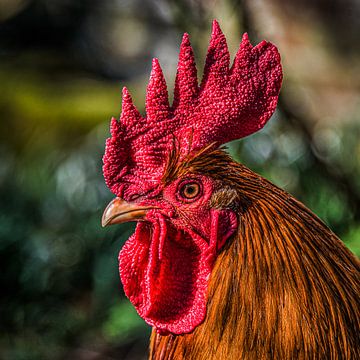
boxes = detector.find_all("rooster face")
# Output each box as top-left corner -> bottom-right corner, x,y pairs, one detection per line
102,171 -> 238,334
102,20 -> 282,335
102,174 -> 220,232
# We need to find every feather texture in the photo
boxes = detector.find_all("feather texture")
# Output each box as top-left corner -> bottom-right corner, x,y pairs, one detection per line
150,149 -> 360,359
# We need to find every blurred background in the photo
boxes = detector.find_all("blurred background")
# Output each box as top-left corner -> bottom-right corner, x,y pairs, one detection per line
0,0 -> 359,359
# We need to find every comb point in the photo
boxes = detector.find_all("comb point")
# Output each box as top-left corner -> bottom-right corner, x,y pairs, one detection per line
181,32 -> 190,44
173,31 -> 198,111
241,32 -> 250,44
121,87 -> 132,109
120,86 -> 143,128
201,19 -> 229,89
122,86 -> 130,97
211,19 -> 221,36
146,58 -> 170,122
110,116 -> 121,137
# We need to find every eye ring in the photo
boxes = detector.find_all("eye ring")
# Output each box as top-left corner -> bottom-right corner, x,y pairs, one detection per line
178,181 -> 202,202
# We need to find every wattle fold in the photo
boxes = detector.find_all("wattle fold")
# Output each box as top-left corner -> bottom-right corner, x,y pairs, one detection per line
119,214 -> 217,334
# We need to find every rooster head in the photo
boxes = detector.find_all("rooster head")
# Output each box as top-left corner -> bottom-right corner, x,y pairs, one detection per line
102,20 -> 282,335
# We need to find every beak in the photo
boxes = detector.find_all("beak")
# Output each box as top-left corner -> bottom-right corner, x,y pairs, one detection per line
101,197 -> 154,227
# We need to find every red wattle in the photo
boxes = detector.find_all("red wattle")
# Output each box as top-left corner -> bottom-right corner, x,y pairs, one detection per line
118,209 -> 237,334
119,215 -> 216,334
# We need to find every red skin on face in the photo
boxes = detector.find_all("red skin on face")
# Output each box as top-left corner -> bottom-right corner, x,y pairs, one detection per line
119,175 -> 238,334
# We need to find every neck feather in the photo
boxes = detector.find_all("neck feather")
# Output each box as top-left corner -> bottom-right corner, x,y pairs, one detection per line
150,163 -> 360,360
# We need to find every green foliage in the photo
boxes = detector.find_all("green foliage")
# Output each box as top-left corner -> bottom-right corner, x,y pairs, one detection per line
0,68 -> 149,359
343,226 -> 360,258
103,301 -> 150,343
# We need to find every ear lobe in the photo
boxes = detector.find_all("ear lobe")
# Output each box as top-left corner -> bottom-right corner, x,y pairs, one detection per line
210,209 -> 238,252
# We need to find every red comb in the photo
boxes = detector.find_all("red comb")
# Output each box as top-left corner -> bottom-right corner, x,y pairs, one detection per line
103,20 -> 282,196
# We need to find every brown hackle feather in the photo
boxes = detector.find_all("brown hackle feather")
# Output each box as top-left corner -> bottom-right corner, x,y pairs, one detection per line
150,148 -> 360,359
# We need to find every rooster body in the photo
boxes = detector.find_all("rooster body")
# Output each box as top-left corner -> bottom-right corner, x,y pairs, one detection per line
102,21 -> 360,359
149,151 -> 360,359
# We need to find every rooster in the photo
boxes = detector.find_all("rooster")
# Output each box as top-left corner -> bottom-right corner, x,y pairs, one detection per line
101,21 -> 360,359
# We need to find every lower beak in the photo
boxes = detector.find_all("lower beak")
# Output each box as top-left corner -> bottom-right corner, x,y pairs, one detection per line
101,197 -> 154,227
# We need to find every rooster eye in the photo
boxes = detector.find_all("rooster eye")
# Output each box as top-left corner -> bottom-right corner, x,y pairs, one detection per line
179,182 -> 201,201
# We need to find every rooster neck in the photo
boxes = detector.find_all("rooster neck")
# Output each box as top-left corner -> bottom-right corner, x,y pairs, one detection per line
149,164 -> 360,360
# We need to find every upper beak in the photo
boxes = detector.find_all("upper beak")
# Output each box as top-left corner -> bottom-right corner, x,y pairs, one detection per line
101,197 -> 155,227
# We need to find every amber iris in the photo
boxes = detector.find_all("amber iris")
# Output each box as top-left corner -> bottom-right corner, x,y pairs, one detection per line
180,182 -> 200,199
